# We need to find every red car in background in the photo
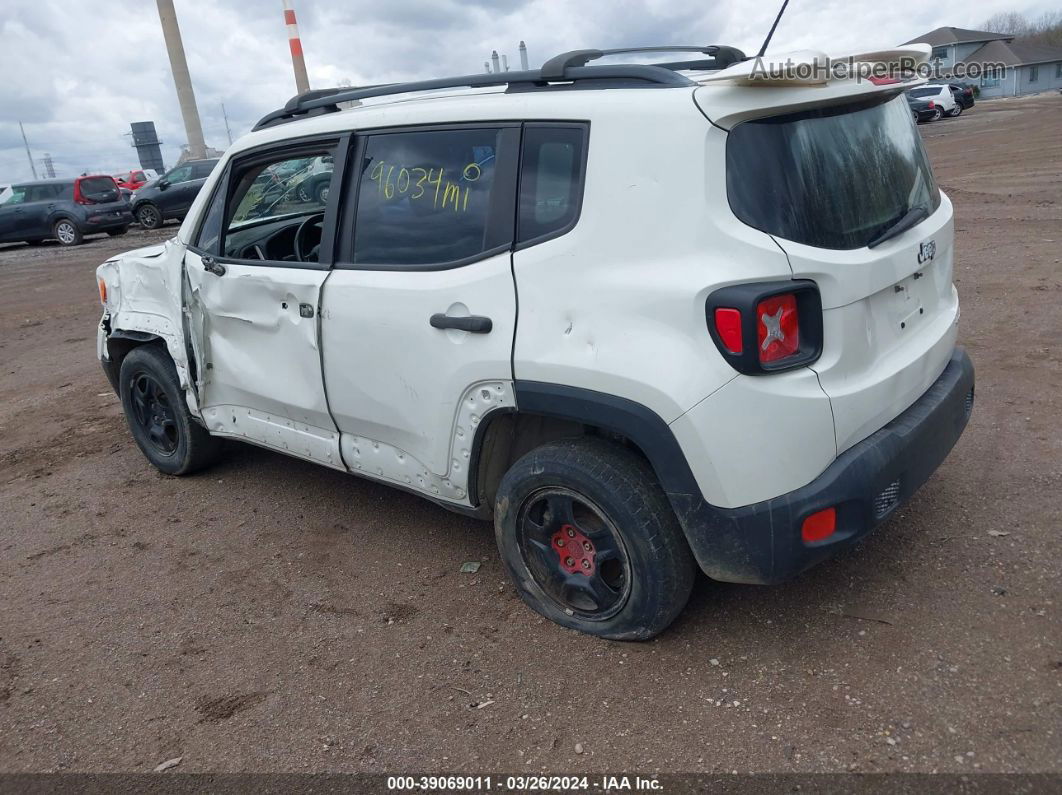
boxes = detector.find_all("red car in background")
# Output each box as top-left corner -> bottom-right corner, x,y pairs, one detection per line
113,169 -> 159,191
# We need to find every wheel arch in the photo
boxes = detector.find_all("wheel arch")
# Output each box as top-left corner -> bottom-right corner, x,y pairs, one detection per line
101,330 -> 168,394
468,381 -> 703,513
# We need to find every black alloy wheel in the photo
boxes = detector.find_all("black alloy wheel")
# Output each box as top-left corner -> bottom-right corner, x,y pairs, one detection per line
516,487 -> 632,620
128,372 -> 179,457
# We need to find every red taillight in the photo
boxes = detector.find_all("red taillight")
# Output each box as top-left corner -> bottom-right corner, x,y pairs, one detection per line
756,293 -> 799,364
927,100 -> 935,109
713,308 -> 743,354
802,507 -> 836,543
706,280 -> 822,375
73,179 -> 89,205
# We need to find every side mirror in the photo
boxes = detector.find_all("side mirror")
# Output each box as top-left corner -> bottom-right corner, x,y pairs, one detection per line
157,179 -> 170,190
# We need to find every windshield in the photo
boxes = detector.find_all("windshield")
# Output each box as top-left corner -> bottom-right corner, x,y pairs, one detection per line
726,93 -> 940,250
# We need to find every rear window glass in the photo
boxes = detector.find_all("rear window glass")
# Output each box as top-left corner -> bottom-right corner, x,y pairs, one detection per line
77,178 -> 119,203
352,128 -> 506,266
726,94 -> 941,251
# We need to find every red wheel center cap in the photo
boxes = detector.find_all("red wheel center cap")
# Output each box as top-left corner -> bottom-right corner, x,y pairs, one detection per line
552,524 -> 595,576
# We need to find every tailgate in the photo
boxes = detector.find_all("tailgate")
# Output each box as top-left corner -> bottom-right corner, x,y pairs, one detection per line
713,85 -> 960,454
779,198 -> 959,452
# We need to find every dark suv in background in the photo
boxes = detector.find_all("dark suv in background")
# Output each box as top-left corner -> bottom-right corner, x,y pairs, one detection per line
0,176 -> 132,246
130,159 -> 219,229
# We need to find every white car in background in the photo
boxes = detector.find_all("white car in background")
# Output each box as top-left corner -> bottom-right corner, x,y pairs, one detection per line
908,84 -> 961,117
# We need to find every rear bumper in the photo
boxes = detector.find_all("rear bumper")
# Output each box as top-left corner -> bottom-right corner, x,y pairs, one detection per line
86,208 -> 133,229
671,347 -> 974,584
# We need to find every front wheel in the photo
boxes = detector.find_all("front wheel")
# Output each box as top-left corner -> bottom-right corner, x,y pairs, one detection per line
949,106 -> 963,117
136,203 -> 162,230
494,438 -> 696,640
931,107 -> 944,121
314,182 -> 330,204
119,346 -> 221,475
53,219 -> 83,246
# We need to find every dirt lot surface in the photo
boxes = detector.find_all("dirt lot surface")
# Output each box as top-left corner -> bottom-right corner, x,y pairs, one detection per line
1,94 -> 1060,776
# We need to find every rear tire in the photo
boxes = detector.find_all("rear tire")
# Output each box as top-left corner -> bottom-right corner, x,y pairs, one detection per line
931,107 -> 943,121
949,106 -> 963,117
314,182 -> 330,204
53,219 -> 83,246
494,438 -> 696,641
119,346 -> 221,476
136,203 -> 162,230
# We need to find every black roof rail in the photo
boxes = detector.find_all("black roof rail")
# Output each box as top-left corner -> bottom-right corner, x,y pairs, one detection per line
252,45 -> 747,131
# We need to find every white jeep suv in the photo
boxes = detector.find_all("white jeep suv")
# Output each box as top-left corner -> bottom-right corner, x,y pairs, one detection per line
96,45 -> 974,640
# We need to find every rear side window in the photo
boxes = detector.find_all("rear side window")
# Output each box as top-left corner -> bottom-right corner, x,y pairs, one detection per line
517,125 -> 588,245
908,87 -> 942,98
351,127 -> 515,267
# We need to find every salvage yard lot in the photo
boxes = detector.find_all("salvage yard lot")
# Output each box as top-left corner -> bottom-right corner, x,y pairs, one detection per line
1,94 -> 1059,774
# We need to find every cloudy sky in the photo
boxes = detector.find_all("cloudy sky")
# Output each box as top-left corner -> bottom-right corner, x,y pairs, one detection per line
0,0 -> 1057,182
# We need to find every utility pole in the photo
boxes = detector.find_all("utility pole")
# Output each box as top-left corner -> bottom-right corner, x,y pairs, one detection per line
282,0 -> 310,95
155,0 -> 207,160
221,103 -> 233,146
19,122 -> 38,180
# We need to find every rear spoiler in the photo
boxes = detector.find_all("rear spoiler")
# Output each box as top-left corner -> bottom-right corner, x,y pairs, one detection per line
697,44 -> 931,86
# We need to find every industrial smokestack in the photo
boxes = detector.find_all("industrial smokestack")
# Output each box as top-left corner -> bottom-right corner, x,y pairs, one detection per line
491,50 -> 500,74
519,41 -> 529,70
501,54 -> 509,72
282,0 -> 311,95
155,0 -> 207,160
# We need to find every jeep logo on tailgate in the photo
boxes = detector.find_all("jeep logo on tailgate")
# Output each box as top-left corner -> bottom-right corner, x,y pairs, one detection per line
918,239 -> 937,264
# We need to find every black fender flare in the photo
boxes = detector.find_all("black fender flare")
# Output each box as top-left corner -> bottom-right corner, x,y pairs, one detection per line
511,381 -> 702,499
101,329 -> 166,394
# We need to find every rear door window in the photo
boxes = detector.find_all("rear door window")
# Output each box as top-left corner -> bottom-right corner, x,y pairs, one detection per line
349,127 -> 517,267
517,124 -> 588,246
726,94 -> 940,250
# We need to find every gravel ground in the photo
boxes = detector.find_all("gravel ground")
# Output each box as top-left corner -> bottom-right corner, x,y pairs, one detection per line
0,94 -> 1059,775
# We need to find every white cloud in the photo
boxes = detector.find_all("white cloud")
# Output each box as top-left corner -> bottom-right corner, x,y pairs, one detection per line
0,0 -> 1058,182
